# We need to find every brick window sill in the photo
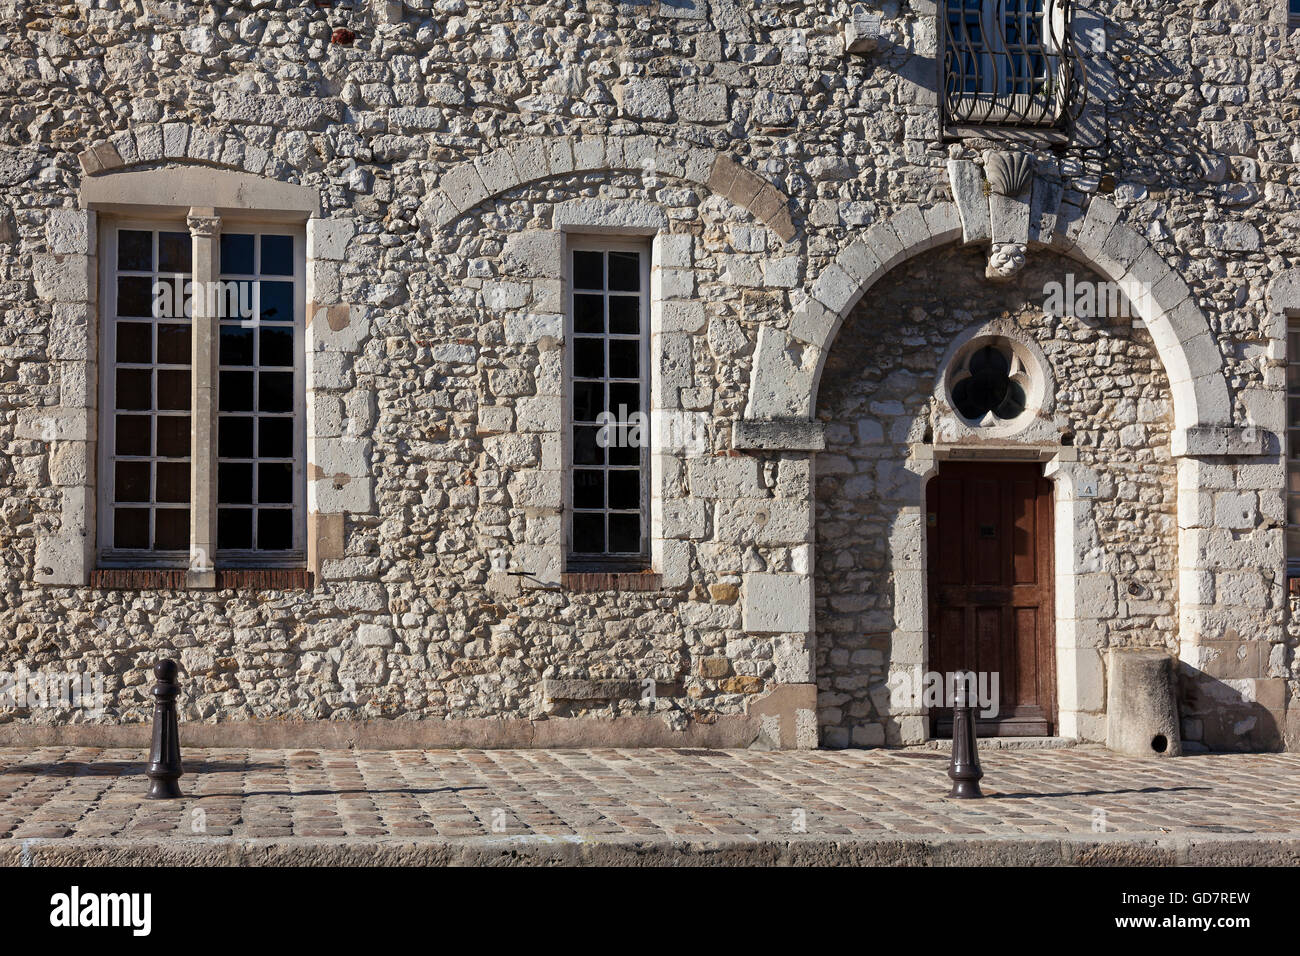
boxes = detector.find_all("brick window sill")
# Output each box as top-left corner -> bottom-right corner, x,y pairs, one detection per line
562,571 -> 662,593
90,569 -> 313,591
1288,576 -> 1300,596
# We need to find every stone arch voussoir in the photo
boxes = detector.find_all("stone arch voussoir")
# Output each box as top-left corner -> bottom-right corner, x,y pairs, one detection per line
424,135 -> 796,243
746,194 -> 1234,439
76,123 -> 292,183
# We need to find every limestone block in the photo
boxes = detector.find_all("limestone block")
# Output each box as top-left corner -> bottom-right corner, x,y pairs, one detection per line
439,163 -> 490,213
742,573 -> 812,634
32,254 -> 94,303
714,499 -> 812,545
687,456 -> 764,498
554,198 -> 668,232
309,475 -> 374,514
306,217 -> 355,261
743,327 -> 814,420
1027,176 -> 1063,246
34,533 -> 90,587
674,83 -> 728,122
732,419 -> 825,451
502,230 -> 562,278
616,78 -> 674,121
46,209 -> 95,255
1106,649 -> 1182,757
947,159 -> 990,244
309,304 -> 371,353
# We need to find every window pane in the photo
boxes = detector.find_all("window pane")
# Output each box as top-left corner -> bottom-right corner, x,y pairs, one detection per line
219,371 -> 254,412
156,461 -> 190,503
117,230 -> 152,272
607,470 -> 640,510
573,294 -> 604,334
156,416 -> 190,458
116,276 -> 155,317
607,251 -> 640,292
259,371 -> 293,413
153,508 -> 189,550
258,281 -> 294,323
114,508 -> 150,549
219,327 -> 255,366
574,339 -> 604,378
607,513 -> 640,554
116,415 -> 151,457
573,251 -> 603,290
258,462 -> 293,504
220,233 -> 255,275
157,323 -> 191,364
608,441 -> 640,467
116,369 -> 152,410
571,513 -> 605,554
259,327 -> 294,367
219,416 -> 254,458
608,340 -> 640,379
258,417 -> 294,457
157,369 -> 191,410
218,462 -> 253,504
257,509 -> 293,550
115,461 -> 150,502
573,380 -> 603,422
261,235 -> 294,276
573,469 -> 604,509
116,323 -> 152,364
609,382 -> 641,416
217,508 -> 253,549
608,296 -> 639,335
158,231 -> 192,273
573,426 -> 603,466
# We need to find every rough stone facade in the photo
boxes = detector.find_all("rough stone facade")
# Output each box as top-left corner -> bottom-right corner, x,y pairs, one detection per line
0,0 -> 1297,751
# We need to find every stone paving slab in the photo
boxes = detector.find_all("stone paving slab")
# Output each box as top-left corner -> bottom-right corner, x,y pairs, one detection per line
2,745 -> 1299,866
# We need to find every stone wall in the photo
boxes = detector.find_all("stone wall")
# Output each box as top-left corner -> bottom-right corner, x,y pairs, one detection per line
0,0 -> 1296,748
815,245 -> 1178,747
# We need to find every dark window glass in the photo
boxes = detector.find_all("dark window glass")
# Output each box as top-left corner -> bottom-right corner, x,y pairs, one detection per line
217,508 -> 253,549
220,233 -> 255,275
573,381 -> 603,423
573,426 -> 603,466
259,372 -> 293,413
115,462 -> 150,502
607,470 -> 640,511
116,415 -> 151,457
258,417 -> 294,457
572,470 -> 604,509
153,509 -> 189,550
219,371 -> 254,412
608,340 -> 640,379
158,231 -> 192,273
571,513 -> 605,554
608,296 -> 639,335
116,323 -> 152,364
607,513 -> 640,554
607,251 -> 640,292
116,369 -> 152,410
116,276 -> 155,317
218,462 -> 253,504
156,416 -> 190,458
259,327 -> 294,367
258,281 -> 294,323
219,327 -> 254,366
157,324 -> 190,364
573,294 -> 604,334
574,339 -> 604,378
219,416 -> 254,458
118,231 -> 153,272
608,382 -> 641,416
573,251 -> 603,290
258,462 -> 293,504
260,235 -> 294,276
608,441 -> 639,467
114,508 -> 150,549
258,509 -> 293,550
157,369 -> 190,410
155,462 -> 190,503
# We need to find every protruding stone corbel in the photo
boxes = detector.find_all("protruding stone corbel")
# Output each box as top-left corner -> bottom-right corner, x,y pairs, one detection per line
985,150 -> 1033,282
844,5 -> 882,53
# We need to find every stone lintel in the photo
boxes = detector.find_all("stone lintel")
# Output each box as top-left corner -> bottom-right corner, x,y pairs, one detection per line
732,419 -> 826,452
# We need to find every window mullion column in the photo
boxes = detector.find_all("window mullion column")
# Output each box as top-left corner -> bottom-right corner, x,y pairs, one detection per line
187,207 -> 221,588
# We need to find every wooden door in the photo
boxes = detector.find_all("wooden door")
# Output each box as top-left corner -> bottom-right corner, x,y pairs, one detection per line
926,462 -> 1055,737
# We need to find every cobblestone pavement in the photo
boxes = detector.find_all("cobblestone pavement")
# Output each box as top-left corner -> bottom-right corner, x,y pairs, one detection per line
2,746 -> 1298,864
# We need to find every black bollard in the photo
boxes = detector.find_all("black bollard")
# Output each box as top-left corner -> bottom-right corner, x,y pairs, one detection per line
947,674 -> 984,799
145,659 -> 183,799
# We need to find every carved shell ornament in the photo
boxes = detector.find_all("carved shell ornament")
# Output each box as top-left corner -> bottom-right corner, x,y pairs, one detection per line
985,150 -> 1034,197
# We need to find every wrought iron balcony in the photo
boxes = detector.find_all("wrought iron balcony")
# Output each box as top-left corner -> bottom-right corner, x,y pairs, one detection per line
942,0 -> 1086,135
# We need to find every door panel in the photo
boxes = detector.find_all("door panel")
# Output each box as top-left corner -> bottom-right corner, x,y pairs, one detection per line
927,462 -> 1055,737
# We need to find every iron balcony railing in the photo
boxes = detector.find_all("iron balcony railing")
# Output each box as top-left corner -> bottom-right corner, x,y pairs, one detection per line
942,0 -> 1087,132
